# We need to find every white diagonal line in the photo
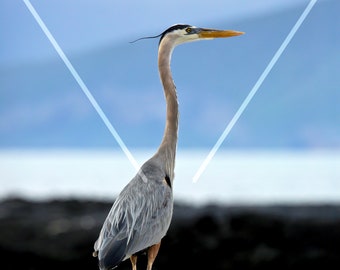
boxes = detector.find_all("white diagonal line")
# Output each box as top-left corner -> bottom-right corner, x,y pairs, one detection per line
193,0 -> 318,183
23,0 -> 140,172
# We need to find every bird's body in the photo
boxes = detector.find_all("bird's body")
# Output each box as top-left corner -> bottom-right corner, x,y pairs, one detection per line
93,158 -> 173,269
93,24 -> 243,270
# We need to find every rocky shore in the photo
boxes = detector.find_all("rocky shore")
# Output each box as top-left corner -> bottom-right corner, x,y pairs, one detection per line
1,197 -> 340,270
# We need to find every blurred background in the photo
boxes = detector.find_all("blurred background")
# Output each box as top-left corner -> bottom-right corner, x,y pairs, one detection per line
1,0 -> 339,203
0,0 -> 339,269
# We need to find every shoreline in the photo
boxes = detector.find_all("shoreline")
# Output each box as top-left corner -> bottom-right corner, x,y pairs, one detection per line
1,197 -> 340,269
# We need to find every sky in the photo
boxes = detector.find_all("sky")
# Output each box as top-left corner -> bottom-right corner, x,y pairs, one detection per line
1,0 -> 313,65
1,0 -> 337,150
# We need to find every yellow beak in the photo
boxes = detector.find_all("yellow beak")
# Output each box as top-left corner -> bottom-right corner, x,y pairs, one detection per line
198,28 -> 244,39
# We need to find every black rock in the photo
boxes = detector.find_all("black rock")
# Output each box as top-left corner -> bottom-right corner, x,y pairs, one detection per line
1,197 -> 340,270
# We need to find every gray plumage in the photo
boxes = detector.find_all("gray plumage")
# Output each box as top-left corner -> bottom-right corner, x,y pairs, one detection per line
94,158 -> 173,268
93,24 -> 244,270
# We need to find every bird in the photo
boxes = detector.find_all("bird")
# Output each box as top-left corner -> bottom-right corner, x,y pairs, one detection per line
92,24 -> 244,270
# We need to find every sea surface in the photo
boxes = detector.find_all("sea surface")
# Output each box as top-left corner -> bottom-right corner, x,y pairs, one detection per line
0,149 -> 339,205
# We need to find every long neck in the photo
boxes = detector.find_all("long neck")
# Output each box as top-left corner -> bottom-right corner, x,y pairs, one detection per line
155,39 -> 178,179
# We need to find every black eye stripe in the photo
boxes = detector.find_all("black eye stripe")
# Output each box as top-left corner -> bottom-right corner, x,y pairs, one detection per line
159,24 -> 192,44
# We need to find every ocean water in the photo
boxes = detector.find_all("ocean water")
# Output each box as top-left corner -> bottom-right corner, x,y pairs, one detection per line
0,149 -> 339,205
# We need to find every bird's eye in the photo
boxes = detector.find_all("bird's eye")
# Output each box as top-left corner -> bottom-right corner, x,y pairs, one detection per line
185,27 -> 192,34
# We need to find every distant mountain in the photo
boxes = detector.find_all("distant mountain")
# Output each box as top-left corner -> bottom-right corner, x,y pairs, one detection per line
1,0 -> 339,149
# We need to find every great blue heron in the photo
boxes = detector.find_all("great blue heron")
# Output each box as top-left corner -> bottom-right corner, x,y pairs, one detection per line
93,24 -> 244,270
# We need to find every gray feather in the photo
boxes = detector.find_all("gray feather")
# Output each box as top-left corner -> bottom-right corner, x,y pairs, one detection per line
93,157 -> 173,269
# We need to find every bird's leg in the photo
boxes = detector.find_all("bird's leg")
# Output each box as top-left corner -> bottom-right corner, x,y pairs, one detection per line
130,254 -> 138,270
146,242 -> 161,270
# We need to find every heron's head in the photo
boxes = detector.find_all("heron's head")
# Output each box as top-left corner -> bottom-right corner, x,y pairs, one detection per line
159,24 -> 244,47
